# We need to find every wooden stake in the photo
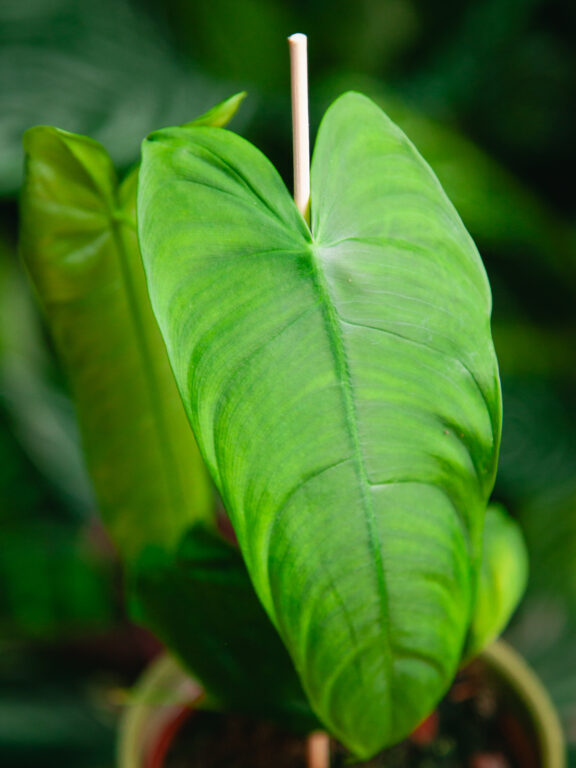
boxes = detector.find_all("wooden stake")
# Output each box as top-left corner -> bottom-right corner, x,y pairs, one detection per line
288,33 -> 310,223
306,730 -> 331,768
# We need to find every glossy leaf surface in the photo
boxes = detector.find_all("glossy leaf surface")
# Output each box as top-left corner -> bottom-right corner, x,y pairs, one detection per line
139,92 -> 501,755
465,504 -> 528,661
20,115 -> 219,558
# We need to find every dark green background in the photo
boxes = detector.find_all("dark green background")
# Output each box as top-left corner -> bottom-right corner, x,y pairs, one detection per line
1,0 -> 575,764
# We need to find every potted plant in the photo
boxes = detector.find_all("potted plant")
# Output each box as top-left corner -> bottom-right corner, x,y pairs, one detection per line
18,34 -> 565,767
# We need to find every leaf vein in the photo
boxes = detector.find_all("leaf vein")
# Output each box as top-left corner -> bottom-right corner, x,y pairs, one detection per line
309,243 -> 393,711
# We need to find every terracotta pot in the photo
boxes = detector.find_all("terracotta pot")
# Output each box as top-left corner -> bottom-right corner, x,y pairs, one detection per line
118,639 -> 565,768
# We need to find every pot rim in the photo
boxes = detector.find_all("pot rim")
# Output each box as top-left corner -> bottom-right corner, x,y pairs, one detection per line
479,640 -> 565,768
118,653 -> 202,768
117,639 -> 566,768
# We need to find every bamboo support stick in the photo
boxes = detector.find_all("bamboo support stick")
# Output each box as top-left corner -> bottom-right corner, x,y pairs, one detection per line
288,33 -> 311,223
306,730 -> 331,768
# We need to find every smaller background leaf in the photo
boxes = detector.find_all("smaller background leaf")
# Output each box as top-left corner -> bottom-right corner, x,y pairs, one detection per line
131,524 -> 317,731
20,125 -> 213,561
466,503 -> 529,660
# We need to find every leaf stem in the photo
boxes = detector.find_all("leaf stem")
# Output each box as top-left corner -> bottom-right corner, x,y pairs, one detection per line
288,33 -> 310,224
306,730 -> 331,768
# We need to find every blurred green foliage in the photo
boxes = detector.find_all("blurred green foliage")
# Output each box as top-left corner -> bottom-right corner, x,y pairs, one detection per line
1,0 -> 576,762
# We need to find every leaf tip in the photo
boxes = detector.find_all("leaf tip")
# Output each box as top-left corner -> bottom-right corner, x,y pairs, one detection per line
183,91 -> 248,130
22,124 -> 60,154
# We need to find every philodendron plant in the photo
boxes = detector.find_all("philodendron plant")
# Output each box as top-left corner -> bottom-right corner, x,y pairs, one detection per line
20,88 -> 527,759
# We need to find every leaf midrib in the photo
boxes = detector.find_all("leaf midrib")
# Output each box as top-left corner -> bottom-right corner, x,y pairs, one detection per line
308,239 -> 393,716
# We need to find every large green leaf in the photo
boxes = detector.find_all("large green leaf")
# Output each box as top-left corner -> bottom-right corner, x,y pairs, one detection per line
138,91 -> 501,755
465,503 -> 528,661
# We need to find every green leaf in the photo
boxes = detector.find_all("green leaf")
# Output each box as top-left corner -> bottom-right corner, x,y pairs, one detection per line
20,110 -> 230,558
138,91 -> 501,756
131,524 -> 317,731
181,92 -> 247,129
465,504 -> 528,661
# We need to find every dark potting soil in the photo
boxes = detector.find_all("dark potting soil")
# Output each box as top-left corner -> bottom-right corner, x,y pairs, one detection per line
163,660 -> 540,768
